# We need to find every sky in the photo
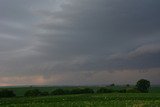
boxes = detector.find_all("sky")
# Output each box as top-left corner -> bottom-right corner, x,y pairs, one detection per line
0,0 -> 160,86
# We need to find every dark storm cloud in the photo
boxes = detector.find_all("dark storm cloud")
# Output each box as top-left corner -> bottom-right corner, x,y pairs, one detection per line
34,0 -> 160,70
0,0 -> 59,55
0,0 -> 160,85
107,43 -> 160,70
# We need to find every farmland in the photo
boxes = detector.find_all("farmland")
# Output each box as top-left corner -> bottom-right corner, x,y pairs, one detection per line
0,86 -> 160,107
0,93 -> 160,107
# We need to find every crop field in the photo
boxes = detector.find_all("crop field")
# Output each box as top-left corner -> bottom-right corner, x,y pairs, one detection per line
0,86 -> 160,107
0,93 -> 160,107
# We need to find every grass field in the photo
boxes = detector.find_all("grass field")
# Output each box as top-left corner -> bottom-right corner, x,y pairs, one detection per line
0,86 -> 160,107
0,93 -> 160,107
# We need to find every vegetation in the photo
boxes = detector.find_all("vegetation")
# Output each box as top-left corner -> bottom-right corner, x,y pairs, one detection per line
51,89 -> 66,95
0,89 -> 16,98
24,89 -> 41,97
110,83 -> 115,86
0,79 -> 156,97
126,88 -> 140,93
126,84 -> 130,87
81,88 -> 94,94
0,79 -> 159,106
40,91 -> 49,96
0,93 -> 160,107
70,88 -> 94,94
136,79 -> 150,93
97,87 -> 115,93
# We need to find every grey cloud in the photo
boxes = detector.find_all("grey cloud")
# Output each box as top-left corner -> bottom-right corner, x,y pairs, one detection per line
0,0 -> 160,85
32,0 -> 160,71
106,43 -> 160,70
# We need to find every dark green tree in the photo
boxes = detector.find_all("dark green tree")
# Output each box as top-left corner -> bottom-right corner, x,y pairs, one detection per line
136,79 -> 150,93
24,89 -> 41,97
97,87 -> 115,93
81,88 -> 94,94
51,89 -> 66,95
0,89 -> 16,98
126,84 -> 130,87
70,88 -> 83,94
40,91 -> 49,96
110,84 -> 115,86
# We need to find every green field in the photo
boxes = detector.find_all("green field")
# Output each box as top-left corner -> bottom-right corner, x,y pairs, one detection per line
0,93 -> 160,107
0,86 -> 160,107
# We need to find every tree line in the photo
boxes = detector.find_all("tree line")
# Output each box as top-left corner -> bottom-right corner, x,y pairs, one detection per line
0,79 -> 150,98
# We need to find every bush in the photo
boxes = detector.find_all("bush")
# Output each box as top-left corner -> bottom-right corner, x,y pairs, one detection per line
70,88 -> 83,94
24,89 -> 41,97
126,84 -> 130,87
0,89 -> 16,98
117,89 -> 126,93
81,88 -> 94,94
97,87 -> 115,93
40,91 -> 49,96
126,88 -> 140,93
110,84 -> 115,86
63,89 -> 71,95
50,88 -> 94,95
51,89 -> 66,95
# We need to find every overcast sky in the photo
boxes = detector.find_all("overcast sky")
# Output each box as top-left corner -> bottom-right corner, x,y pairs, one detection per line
0,0 -> 160,86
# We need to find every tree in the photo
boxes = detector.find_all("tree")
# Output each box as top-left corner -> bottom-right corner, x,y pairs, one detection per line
81,88 -> 94,94
97,87 -> 115,93
0,89 -> 16,98
126,84 -> 130,87
136,79 -> 150,93
70,88 -> 83,94
126,88 -> 140,93
40,91 -> 49,96
24,89 -> 41,97
110,84 -> 115,86
51,89 -> 66,95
